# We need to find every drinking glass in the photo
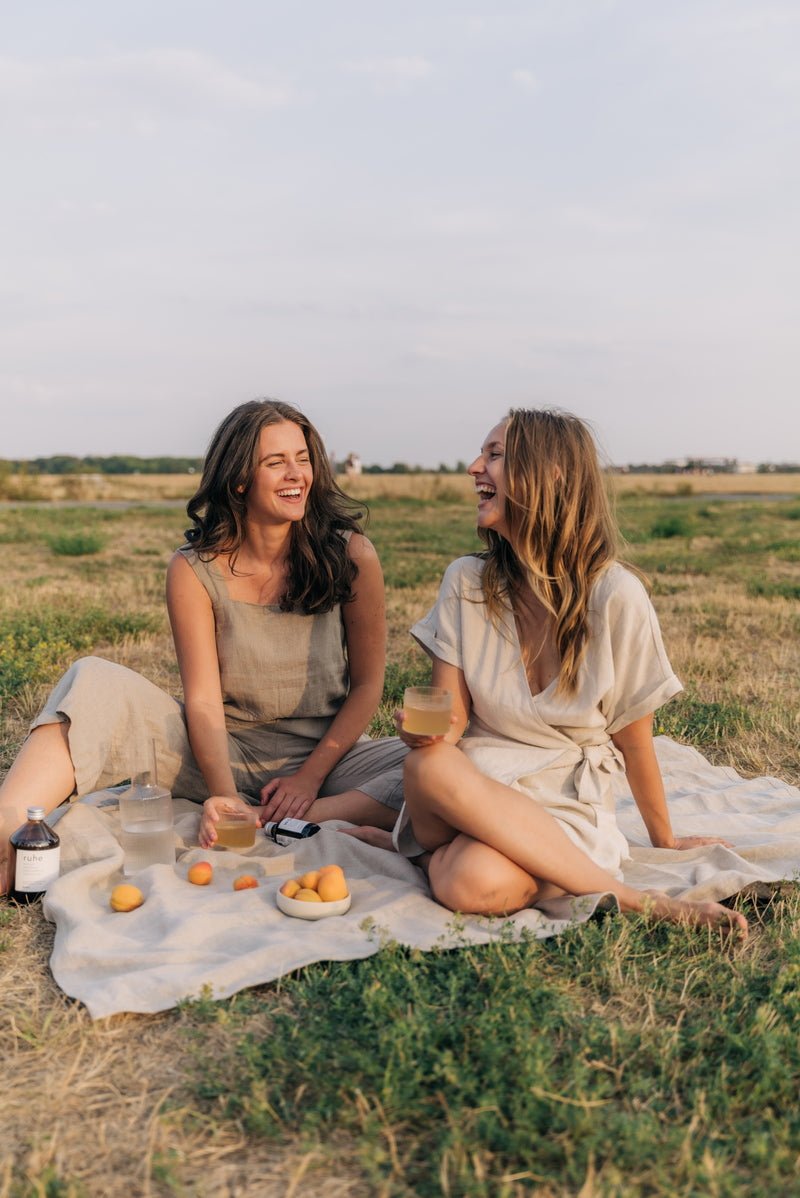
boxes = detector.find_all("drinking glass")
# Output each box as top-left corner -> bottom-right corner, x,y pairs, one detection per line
402,686 -> 452,736
214,808 -> 259,850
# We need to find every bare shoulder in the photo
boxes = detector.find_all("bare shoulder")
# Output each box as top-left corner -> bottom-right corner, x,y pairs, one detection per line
166,548 -> 209,601
166,548 -> 195,583
345,531 -> 380,565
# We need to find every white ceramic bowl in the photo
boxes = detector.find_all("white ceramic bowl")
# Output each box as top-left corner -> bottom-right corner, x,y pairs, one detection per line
275,889 -> 352,920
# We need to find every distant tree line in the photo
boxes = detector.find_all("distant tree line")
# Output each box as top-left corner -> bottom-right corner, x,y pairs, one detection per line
3,454 -> 797,477
356,461 -> 469,475
620,460 -> 800,475
2,455 -> 203,475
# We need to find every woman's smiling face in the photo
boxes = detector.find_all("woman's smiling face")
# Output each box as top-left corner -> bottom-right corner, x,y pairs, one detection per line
468,420 -> 510,539
245,420 -> 314,525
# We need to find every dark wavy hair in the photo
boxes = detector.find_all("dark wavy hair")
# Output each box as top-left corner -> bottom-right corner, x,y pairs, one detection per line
184,399 -> 365,613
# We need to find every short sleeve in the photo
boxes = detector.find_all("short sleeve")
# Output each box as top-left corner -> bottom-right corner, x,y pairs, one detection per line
596,567 -> 683,734
410,559 -> 472,669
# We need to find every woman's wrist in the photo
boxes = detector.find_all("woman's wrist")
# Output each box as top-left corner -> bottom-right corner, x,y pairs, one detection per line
270,765 -> 321,797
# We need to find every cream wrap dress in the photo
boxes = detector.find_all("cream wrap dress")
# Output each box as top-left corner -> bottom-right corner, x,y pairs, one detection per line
394,557 -> 682,875
31,548 -> 406,810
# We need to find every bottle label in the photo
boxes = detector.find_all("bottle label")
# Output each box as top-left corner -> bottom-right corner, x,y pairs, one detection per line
14,847 -> 61,893
278,818 -> 310,835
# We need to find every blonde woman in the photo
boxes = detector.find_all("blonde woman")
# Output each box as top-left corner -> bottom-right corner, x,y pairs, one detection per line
351,408 -> 747,933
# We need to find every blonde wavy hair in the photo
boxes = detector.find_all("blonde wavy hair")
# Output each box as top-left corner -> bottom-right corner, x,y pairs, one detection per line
479,407 -> 624,693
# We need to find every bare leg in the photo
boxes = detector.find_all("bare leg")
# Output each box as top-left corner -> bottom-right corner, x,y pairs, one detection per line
340,826 -> 398,850
0,722 -> 76,894
307,790 -> 398,830
405,744 -> 747,933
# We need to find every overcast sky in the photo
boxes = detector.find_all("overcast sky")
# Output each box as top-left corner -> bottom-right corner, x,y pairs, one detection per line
2,1 -> 798,467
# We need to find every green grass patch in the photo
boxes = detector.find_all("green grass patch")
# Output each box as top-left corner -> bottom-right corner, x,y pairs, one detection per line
46,531 -> 107,556
183,907 -> 800,1196
648,514 -> 694,540
655,695 -> 753,745
367,501 -> 481,589
0,606 -> 156,699
748,579 -> 800,601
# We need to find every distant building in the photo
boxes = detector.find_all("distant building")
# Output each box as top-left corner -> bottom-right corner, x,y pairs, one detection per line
344,452 -> 362,478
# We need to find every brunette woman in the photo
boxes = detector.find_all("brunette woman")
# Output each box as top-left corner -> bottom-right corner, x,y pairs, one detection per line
0,399 -> 405,891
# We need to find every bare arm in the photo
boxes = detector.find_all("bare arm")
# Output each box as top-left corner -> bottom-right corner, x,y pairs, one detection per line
259,534 -> 389,820
611,714 -> 731,850
166,552 -> 239,799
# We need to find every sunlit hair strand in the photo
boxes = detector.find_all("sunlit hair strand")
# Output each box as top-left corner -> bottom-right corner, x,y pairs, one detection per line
479,407 -> 627,692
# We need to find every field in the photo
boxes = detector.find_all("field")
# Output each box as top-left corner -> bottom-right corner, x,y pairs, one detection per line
1,487 -> 799,1196
2,470 -> 800,506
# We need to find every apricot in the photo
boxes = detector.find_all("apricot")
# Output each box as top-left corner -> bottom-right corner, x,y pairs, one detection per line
317,871 -> 349,903
317,864 -> 341,877
188,861 -> 213,886
233,874 -> 259,891
110,884 -> 144,912
297,870 -> 321,890
294,887 -> 323,903
279,878 -> 301,898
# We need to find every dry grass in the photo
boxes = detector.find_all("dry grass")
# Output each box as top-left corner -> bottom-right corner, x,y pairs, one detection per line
1,495 -> 798,1194
655,581 -> 800,785
0,904 -> 367,1196
3,470 -> 800,505
609,472 -> 800,496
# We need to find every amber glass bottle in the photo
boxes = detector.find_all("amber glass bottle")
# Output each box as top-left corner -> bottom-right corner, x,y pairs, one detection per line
10,807 -> 61,903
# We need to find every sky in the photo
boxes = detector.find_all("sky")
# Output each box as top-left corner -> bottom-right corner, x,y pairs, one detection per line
1,1 -> 798,468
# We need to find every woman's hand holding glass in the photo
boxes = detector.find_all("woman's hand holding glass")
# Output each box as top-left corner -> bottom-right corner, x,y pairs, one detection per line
395,686 -> 456,749
199,794 -> 256,849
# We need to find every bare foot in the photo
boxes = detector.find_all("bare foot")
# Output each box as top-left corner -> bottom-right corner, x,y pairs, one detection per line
641,890 -> 748,936
338,825 -> 396,852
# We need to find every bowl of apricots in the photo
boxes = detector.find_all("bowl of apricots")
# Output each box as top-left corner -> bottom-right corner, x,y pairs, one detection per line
276,864 -> 351,920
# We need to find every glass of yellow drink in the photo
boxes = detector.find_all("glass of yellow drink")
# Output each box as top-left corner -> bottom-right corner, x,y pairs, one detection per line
402,686 -> 452,736
215,809 -> 259,850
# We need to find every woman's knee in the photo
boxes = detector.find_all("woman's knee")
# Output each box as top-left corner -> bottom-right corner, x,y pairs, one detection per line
403,742 -> 462,800
428,838 -> 538,916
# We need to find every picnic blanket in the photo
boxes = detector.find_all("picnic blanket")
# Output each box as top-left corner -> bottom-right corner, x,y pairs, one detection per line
43,737 -> 800,1019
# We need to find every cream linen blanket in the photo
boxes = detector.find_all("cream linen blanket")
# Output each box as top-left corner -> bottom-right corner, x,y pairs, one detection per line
43,737 -> 800,1019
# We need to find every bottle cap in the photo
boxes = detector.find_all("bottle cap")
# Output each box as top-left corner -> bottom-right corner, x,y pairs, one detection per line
27,806 -> 46,820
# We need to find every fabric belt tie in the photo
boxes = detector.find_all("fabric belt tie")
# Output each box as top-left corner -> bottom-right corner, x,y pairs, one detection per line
571,741 -> 624,810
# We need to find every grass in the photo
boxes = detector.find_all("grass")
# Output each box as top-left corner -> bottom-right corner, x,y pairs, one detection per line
0,604 -> 156,701
0,491 -> 799,1195
182,906 -> 800,1196
46,531 -> 107,556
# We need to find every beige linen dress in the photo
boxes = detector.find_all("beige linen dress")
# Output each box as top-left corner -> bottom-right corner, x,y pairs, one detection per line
394,556 -> 682,875
31,548 -> 406,809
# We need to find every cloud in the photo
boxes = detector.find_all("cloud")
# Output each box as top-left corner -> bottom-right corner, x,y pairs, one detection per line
511,68 -> 538,92
0,49 -> 296,133
561,205 -> 648,237
343,55 -> 433,90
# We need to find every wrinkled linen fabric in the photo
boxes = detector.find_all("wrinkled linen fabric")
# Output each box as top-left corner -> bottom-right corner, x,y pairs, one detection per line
395,558 -> 681,873
42,736 -> 800,1019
